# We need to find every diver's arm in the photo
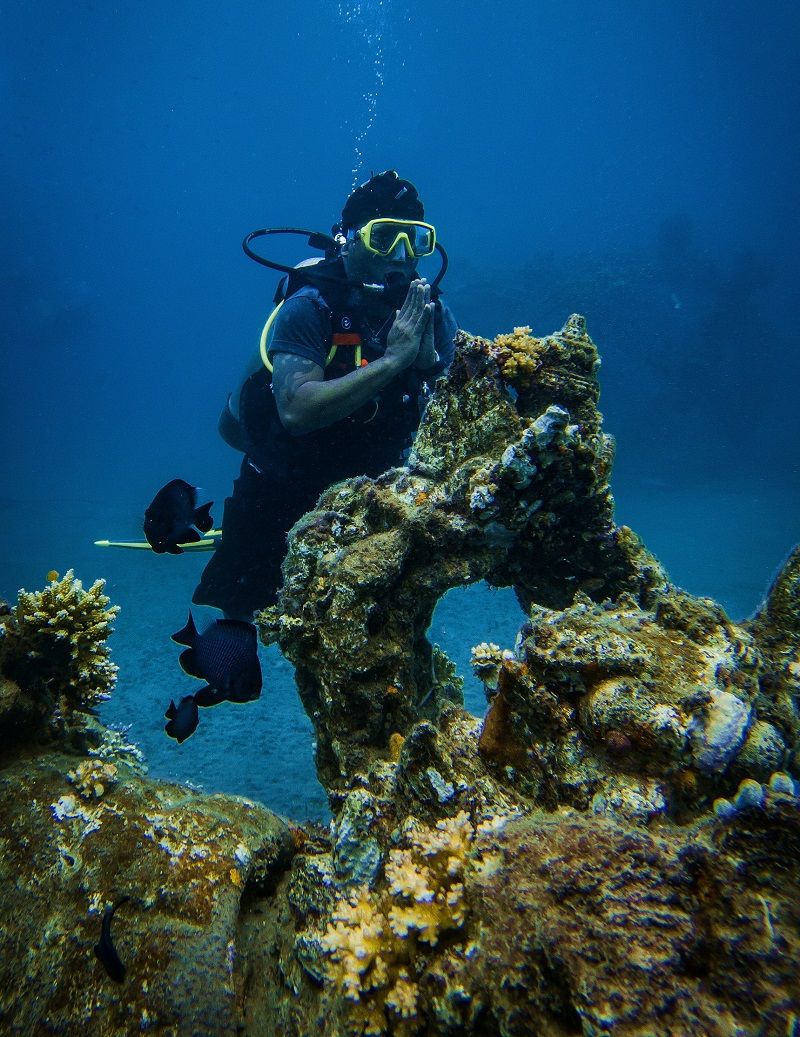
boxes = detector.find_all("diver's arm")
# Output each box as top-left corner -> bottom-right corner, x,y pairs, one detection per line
273,284 -> 433,435
272,353 -> 409,435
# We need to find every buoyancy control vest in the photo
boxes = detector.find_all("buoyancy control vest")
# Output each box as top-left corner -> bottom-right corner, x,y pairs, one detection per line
219,258 -> 440,488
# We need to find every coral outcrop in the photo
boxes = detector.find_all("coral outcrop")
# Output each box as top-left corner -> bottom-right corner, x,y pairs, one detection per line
258,319 -> 663,795
0,572 -> 296,1035
250,317 -> 799,1033
0,570 -> 120,751
0,746 -> 294,1035
2,316 -> 799,1034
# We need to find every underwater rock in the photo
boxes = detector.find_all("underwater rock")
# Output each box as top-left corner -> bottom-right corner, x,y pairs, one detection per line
246,793 -> 800,1036
257,320 -> 798,822
332,788 -> 384,887
258,320 -> 665,794
241,318 -> 800,1032
5,317 -> 800,1034
0,745 -> 294,1035
0,572 -> 299,1035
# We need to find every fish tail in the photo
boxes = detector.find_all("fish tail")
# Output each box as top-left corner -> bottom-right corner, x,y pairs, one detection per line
194,501 -> 214,533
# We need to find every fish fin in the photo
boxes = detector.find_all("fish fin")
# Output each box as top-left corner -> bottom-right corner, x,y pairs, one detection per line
194,685 -> 224,707
180,528 -> 202,545
165,542 -> 184,555
193,501 -> 214,534
171,612 -> 198,647
178,648 -> 205,679
165,699 -> 177,719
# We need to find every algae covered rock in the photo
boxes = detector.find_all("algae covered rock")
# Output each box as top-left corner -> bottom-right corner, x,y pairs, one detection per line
247,316 -> 800,1035
0,571 -> 299,1036
4,314 -> 800,1035
258,320 -> 664,795
0,746 -> 294,1035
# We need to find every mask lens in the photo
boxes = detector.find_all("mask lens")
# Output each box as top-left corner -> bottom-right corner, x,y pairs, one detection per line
368,221 -> 403,254
406,222 -> 437,253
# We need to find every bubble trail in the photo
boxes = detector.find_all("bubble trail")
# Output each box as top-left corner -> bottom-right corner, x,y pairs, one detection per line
337,0 -> 390,190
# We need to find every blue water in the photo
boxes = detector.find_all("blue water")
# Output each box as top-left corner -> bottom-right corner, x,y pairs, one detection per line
3,1 -> 798,821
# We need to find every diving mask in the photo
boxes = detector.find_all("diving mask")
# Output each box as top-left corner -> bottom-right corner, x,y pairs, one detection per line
355,218 -> 437,259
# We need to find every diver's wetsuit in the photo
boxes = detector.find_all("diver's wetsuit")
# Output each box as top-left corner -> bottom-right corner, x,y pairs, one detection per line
193,283 -> 458,618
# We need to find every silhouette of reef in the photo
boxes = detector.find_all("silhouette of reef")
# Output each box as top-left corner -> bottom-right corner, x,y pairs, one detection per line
1,318 -> 798,1035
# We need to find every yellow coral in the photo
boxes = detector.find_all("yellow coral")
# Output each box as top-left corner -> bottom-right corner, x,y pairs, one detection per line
318,888 -> 390,1001
385,854 -> 435,902
388,732 -> 405,761
317,810 -> 482,1034
67,759 -> 118,799
487,325 -> 544,390
13,569 -> 119,707
385,969 -> 418,1020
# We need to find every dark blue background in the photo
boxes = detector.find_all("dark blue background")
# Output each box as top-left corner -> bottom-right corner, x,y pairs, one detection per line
2,1 -> 798,816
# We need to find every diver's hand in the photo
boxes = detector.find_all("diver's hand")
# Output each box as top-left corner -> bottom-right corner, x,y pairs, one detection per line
383,279 -> 433,372
414,295 -> 438,368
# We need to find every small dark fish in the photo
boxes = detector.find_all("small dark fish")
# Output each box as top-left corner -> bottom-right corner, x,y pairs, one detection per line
164,694 -> 199,743
144,479 -> 213,554
172,612 -> 262,704
94,896 -> 130,983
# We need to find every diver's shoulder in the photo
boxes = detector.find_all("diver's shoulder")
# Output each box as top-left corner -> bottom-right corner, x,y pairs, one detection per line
285,283 -> 329,307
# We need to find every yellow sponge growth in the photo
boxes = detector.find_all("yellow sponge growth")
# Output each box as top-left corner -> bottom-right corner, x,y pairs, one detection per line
318,811 -> 480,1036
487,325 -> 545,389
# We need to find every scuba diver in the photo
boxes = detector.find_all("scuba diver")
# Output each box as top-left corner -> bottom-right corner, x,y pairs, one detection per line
193,170 -> 459,619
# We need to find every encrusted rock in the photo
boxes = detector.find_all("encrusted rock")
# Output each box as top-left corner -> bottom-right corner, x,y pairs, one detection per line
5,320 -> 799,1035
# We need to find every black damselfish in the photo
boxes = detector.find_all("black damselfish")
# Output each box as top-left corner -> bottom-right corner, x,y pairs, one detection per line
164,694 -> 200,743
172,612 -> 262,704
94,896 -> 130,983
143,479 -> 213,554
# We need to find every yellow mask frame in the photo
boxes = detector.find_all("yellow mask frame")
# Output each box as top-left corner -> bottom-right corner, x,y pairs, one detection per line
355,218 -> 437,258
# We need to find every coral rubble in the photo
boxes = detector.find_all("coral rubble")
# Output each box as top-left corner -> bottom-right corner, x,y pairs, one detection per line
2,318 -> 799,1034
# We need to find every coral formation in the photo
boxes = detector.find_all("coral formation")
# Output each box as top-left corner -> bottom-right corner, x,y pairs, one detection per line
3,317 -> 799,1034
258,319 -> 661,794
248,316 -> 800,1033
1,570 -> 119,750
308,810 -> 488,1036
472,582 -> 800,822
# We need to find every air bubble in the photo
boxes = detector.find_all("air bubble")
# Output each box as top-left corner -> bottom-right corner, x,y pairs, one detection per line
337,0 -> 392,189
